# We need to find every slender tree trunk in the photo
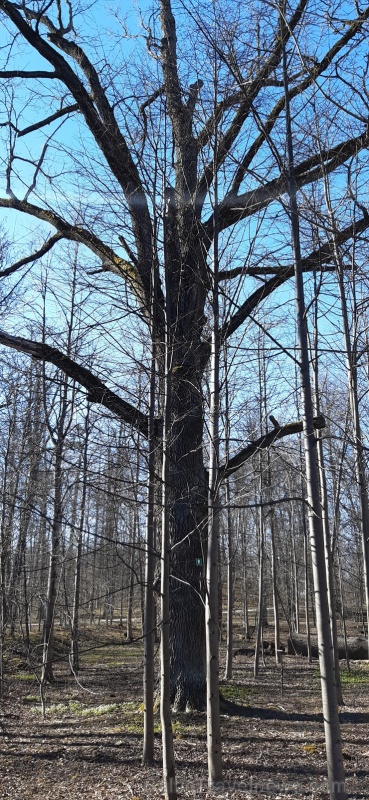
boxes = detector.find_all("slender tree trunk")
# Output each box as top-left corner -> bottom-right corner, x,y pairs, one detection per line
224,345 -> 233,681
337,544 -> 350,672
224,483 -> 233,680
324,188 -> 369,655
160,250 -> 177,800
311,302 -> 343,704
1,396 -> 19,649
206,179 -> 222,785
126,510 -> 136,642
143,256 -> 157,764
282,32 -> 346,799
254,335 -> 267,678
270,511 -> 280,665
303,503 -> 312,664
89,510 -> 99,625
254,499 -> 264,679
0,501 -> 5,700
70,407 -> 89,674
242,522 -> 250,640
42,438 -> 64,683
291,510 -> 300,633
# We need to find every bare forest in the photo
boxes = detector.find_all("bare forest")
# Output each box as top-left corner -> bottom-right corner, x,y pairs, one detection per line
1,1 -> 369,798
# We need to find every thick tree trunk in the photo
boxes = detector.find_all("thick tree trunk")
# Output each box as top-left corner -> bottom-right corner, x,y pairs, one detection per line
167,340 -> 207,710
168,377 -> 207,711
164,192 -> 209,712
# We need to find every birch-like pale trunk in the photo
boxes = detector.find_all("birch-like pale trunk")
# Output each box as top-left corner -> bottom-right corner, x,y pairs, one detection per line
254,496 -> 264,679
311,294 -> 343,704
270,504 -> 280,664
0,441 -> 9,699
206,108 -> 222,784
323,184 -> 369,655
303,507 -> 312,664
160,197 -> 177,800
291,509 -> 300,633
254,335 -> 267,678
282,24 -> 346,799
224,480 -> 233,680
337,544 -> 350,672
242,529 -> 250,640
143,257 -> 158,765
41,436 -> 63,684
224,345 -> 233,681
70,407 -> 90,674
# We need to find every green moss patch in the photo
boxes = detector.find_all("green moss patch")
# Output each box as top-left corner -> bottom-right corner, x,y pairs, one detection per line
221,683 -> 252,705
340,666 -> 369,685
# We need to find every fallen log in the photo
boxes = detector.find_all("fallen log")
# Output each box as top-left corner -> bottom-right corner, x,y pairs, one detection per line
288,633 -> 368,660
234,641 -> 285,658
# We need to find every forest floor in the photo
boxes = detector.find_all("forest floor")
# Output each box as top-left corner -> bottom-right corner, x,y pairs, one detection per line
0,624 -> 369,800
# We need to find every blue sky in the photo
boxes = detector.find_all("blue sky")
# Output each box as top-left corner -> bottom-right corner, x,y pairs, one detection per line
1,0 -> 369,435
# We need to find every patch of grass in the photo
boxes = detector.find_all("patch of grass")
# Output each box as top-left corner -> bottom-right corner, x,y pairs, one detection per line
81,703 -> 120,717
340,667 -> 369,685
14,673 -> 37,682
22,694 -> 39,704
31,698 -> 147,728
41,702 -> 71,715
82,644 -> 137,668
301,743 -> 322,754
221,683 -> 252,705
32,700 -> 83,715
171,715 -> 205,739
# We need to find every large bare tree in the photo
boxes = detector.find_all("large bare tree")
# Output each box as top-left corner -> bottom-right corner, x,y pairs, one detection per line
0,0 -> 369,720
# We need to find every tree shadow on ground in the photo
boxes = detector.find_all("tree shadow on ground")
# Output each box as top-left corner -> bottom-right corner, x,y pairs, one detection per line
220,697 -> 369,726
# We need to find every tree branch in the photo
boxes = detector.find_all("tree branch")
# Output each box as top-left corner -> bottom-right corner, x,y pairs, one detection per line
0,330 -> 149,436
0,233 -> 63,277
220,212 -> 369,339
0,196 -> 142,288
159,0 -> 198,197
0,69 -> 60,78
220,415 -> 326,479
17,103 -> 78,137
210,128 -> 369,236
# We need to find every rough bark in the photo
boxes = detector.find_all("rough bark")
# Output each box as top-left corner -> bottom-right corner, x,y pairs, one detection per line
163,187 -> 209,711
